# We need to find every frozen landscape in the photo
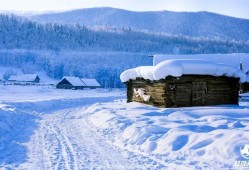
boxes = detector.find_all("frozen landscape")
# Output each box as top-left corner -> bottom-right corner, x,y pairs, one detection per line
0,85 -> 248,169
1,1 -> 249,169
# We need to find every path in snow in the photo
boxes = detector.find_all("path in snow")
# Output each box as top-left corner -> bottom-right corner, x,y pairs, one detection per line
19,107 -> 165,170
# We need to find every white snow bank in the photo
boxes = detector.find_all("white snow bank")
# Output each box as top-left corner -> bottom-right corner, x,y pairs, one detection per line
0,106 -> 38,166
120,59 -> 246,82
86,100 -> 249,169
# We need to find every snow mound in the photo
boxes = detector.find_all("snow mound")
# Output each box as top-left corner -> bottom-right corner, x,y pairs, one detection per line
153,53 -> 249,72
120,59 -> 246,82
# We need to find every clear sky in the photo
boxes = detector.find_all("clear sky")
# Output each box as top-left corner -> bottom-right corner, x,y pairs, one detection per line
0,0 -> 248,19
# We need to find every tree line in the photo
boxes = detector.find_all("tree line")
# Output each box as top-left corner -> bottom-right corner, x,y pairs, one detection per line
1,14 -> 249,88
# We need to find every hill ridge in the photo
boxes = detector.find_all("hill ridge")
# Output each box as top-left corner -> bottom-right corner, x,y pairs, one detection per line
29,7 -> 249,41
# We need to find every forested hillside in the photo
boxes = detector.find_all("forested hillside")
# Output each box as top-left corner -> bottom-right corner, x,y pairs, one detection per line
1,14 -> 248,53
30,7 -> 249,41
1,14 -> 249,88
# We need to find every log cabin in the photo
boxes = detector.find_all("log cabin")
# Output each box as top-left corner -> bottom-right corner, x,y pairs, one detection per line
56,76 -> 86,89
121,59 -> 246,108
151,54 -> 249,93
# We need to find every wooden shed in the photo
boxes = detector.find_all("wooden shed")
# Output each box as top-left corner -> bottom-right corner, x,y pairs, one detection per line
121,59 -> 245,108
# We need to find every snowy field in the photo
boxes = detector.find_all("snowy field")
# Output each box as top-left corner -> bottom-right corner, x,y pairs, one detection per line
0,85 -> 249,169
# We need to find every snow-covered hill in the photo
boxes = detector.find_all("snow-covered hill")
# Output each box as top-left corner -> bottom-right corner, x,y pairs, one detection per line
29,7 -> 249,41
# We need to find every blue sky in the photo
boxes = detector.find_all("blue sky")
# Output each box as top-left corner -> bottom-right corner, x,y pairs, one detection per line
0,0 -> 248,19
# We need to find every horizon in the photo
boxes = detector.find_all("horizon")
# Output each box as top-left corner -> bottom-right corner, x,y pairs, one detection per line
0,0 -> 249,19
1,7 -> 248,20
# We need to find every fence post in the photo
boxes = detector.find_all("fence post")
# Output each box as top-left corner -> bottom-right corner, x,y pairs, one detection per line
239,62 -> 243,94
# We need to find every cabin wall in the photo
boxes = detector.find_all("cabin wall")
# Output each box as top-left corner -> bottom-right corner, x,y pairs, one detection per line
126,75 -> 239,108
34,76 -> 40,83
56,79 -> 74,89
126,78 -> 174,107
56,84 -> 73,89
241,82 -> 249,93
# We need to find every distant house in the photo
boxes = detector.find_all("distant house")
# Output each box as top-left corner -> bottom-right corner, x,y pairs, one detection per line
81,78 -> 101,89
56,77 -> 100,89
56,76 -> 86,89
121,59 -> 245,108
7,74 -> 40,85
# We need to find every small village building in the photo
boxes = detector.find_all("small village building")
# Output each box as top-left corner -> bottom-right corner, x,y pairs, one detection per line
7,74 -> 40,85
56,76 -> 86,89
120,59 -> 246,108
56,77 -> 101,89
81,78 -> 101,89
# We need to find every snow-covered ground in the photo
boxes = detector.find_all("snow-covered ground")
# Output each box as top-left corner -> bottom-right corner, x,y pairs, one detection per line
86,99 -> 249,169
0,85 -> 249,169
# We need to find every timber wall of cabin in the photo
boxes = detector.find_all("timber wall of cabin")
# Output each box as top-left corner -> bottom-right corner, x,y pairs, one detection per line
241,82 -> 249,93
126,75 -> 239,108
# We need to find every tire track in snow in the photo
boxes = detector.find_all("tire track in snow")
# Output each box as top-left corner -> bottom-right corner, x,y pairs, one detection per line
19,107 -> 165,170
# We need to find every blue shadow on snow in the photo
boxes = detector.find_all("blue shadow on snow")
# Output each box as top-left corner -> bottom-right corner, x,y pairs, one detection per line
0,108 -> 39,167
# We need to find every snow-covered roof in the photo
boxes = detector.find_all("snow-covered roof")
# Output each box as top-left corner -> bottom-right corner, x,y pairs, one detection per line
120,59 -> 246,82
8,74 -> 39,82
81,78 -> 101,87
58,77 -> 101,87
61,76 -> 86,86
153,53 -> 249,72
